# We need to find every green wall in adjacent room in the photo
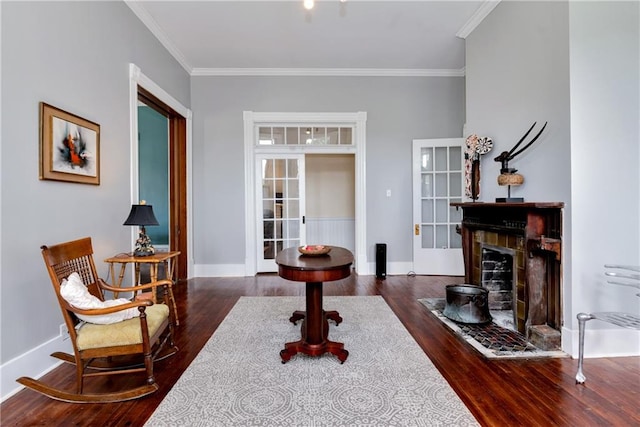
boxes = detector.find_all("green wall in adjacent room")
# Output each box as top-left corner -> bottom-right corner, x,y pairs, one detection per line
138,105 -> 169,246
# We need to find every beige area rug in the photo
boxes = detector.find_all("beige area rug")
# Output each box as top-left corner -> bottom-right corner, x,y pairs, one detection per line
145,296 -> 478,426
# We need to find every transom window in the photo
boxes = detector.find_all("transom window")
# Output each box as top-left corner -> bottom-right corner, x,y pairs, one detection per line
258,126 -> 353,146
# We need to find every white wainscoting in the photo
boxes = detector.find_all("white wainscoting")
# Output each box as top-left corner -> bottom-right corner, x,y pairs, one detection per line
306,217 -> 355,253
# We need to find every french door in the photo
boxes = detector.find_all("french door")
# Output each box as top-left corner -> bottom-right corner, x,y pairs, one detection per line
412,138 -> 464,275
255,154 -> 306,272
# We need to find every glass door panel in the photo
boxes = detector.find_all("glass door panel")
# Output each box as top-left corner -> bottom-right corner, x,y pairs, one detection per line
256,154 -> 305,272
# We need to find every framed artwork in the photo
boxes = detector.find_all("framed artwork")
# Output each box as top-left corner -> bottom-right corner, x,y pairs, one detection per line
39,102 -> 100,185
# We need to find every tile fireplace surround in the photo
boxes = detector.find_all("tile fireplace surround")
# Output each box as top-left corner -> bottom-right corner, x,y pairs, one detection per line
451,202 -> 564,350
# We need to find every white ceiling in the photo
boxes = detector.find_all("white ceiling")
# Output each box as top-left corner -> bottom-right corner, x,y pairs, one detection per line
126,0 -> 499,76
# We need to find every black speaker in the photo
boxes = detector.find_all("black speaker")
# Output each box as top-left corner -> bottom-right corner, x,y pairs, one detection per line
375,243 -> 386,279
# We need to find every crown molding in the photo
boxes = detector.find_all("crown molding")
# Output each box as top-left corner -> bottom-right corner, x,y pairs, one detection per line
191,68 -> 465,77
124,0 -> 193,74
456,0 -> 501,39
126,1 -> 475,78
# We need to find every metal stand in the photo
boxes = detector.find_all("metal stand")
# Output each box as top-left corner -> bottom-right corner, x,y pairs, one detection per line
496,185 -> 524,203
575,265 -> 640,383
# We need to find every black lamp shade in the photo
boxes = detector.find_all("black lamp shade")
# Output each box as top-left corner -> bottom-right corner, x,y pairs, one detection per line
123,204 -> 159,226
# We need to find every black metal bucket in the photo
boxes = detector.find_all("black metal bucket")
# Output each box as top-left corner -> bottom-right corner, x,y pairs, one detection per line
443,284 -> 492,324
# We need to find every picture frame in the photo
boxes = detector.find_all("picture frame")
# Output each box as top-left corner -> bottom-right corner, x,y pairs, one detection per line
39,102 -> 100,185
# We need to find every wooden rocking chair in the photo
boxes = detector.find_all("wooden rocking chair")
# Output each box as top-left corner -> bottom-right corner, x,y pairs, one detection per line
16,237 -> 178,403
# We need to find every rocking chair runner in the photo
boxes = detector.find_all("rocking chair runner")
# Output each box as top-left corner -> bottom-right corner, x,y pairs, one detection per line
16,237 -> 178,403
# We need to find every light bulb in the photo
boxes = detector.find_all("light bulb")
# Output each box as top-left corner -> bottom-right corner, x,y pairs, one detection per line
304,0 -> 314,10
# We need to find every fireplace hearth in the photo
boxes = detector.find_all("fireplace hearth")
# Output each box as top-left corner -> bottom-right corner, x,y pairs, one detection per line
451,202 -> 564,350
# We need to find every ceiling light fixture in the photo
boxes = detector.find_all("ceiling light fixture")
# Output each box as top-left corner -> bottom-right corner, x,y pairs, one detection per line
304,0 -> 346,10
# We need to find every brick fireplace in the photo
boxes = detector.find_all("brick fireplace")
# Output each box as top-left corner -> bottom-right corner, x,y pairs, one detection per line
451,202 -> 564,350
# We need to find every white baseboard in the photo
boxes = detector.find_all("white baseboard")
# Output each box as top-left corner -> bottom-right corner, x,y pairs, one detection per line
193,262 -> 416,278
193,263 -> 249,277
562,326 -> 640,358
365,261 -> 415,277
1,331 -> 72,402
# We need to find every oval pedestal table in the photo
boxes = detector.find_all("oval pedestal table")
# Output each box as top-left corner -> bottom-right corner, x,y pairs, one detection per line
275,246 -> 353,364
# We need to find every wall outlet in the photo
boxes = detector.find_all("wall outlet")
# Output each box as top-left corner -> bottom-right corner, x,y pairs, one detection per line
59,323 -> 70,341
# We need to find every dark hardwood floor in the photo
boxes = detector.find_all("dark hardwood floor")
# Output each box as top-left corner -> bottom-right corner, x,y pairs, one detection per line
2,274 -> 639,426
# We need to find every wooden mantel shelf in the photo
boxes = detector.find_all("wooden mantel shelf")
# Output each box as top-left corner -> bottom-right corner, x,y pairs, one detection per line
450,201 -> 564,240
451,202 -> 564,209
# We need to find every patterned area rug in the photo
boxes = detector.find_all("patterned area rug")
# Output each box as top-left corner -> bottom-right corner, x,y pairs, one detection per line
419,298 -> 568,359
145,296 -> 479,426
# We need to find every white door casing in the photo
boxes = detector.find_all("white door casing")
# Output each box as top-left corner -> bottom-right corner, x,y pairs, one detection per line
128,64 -> 193,278
244,111 -> 367,276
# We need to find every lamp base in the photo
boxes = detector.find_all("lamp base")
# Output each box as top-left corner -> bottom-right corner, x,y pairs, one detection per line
133,248 -> 155,257
495,197 -> 524,203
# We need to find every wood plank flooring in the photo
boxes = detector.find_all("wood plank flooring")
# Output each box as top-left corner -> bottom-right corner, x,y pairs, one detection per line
2,274 -> 639,426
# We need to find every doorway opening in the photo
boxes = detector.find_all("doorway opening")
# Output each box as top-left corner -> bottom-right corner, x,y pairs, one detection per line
305,153 -> 355,254
129,64 -> 192,280
137,100 -> 169,249
244,112 -> 367,276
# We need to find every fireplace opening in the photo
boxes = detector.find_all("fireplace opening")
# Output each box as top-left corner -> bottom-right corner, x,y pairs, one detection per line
481,245 -> 516,331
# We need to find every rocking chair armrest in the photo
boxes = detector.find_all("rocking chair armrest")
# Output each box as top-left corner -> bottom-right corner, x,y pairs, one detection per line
98,278 -> 173,294
62,299 -> 152,316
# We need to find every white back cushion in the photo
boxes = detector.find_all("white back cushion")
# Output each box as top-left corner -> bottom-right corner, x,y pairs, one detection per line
60,272 -> 140,324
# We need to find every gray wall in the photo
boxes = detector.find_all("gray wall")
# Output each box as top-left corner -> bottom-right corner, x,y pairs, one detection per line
1,1 -> 190,366
567,1 -> 639,353
466,0 -> 639,355
190,76 -> 465,268
466,1 -> 571,204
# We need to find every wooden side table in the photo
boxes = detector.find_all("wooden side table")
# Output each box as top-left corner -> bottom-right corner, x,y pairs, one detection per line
104,251 -> 180,325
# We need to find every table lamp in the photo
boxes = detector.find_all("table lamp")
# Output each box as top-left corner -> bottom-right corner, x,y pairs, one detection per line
123,201 -> 159,256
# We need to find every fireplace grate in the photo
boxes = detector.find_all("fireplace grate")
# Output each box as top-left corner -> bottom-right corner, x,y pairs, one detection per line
456,322 -> 538,352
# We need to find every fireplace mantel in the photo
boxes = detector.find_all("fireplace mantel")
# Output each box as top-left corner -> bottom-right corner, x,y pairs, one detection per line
451,202 -> 563,234
452,202 -> 564,208
451,202 -> 564,349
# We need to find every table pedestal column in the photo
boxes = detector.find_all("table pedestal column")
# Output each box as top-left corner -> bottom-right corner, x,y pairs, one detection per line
280,282 -> 348,364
